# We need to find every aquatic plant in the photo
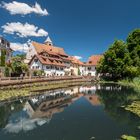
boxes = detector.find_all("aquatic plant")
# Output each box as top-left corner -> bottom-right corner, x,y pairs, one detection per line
124,101 -> 140,117
121,134 -> 137,140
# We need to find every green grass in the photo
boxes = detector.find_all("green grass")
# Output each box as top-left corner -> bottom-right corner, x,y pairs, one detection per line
119,76 -> 140,92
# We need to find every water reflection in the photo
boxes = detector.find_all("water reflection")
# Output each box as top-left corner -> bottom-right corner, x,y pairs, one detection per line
0,84 -> 140,139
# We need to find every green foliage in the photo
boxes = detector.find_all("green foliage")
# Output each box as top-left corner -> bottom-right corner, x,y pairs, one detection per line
78,68 -> 81,75
127,29 -> 140,67
33,70 -> 45,76
97,29 -> 140,80
97,40 -> 129,80
124,66 -> 140,79
7,56 -> 28,76
4,66 -> 10,77
121,135 -> 137,140
1,49 -> 6,66
15,53 -> 26,60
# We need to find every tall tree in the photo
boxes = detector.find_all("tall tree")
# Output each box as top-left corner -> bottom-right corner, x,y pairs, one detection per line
127,29 -> 140,67
97,40 -> 131,80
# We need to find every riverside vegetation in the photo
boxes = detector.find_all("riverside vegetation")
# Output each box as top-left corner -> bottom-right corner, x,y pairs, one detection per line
0,81 -> 88,101
97,29 -> 140,120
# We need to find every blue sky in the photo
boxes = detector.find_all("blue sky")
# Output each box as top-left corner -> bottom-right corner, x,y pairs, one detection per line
0,0 -> 140,61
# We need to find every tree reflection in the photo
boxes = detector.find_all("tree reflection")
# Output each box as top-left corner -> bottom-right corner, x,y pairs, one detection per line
96,84 -> 140,137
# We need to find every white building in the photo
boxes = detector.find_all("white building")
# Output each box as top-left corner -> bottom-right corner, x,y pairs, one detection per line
27,37 -> 72,76
26,36 -> 102,77
84,55 -> 102,76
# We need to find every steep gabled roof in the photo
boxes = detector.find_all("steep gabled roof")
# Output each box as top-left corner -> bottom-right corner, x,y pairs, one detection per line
87,55 -> 103,66
70,56 -> 84,65
32,41 -> 68,56
29,54 -> 66,67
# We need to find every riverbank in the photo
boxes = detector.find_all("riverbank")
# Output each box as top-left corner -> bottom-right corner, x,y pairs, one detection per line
0,76 -> 92,90
118,77 -> 140,92
100,77 -> 140,118
119,77 -> 140,118
0,78 -> 92,102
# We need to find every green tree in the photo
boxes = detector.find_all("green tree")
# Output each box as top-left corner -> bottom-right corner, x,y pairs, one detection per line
97,40 -> 130,80
127,29 -> 140,67
8,56 -> 28,76
33,70 -> 45,76
78,67 -> 81,75
0,49 -> 6,66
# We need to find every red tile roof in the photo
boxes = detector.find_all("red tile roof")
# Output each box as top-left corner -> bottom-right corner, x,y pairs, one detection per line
29,54 -> 66,67
32,41 -> 68,56
87,55 -> 103,66
70,56 -> 84,65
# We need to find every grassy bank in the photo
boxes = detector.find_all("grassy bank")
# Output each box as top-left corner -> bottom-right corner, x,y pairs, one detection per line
99,77 -> 140,118
119,77 -> 140,118
119,77 -> 140,92
0,80 -> 89,102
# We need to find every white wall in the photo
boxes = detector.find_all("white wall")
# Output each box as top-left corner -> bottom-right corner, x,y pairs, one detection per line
85,66 -> 96,76
30,59 -> 65,76
79,66 -> 85,76
43,65 -> 65,76
30,58 -> 42,70
30,56 -> 97,77
25,43 -> 37,64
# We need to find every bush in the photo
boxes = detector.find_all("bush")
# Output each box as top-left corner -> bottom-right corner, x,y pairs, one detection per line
4,67 -> 10,77
33,70 -> 45,76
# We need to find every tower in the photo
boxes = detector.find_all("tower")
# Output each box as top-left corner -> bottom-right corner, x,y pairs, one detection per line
44,36 -> 53,46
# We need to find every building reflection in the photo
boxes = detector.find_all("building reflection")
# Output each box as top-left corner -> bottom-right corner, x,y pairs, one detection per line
25,87 -> 80,119
3,86 -> 102,133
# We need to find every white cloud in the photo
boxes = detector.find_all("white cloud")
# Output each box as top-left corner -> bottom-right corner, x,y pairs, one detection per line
74,56 -> 83,60
2,22 -> 48,37
0,1 -> 48,16
10,41 -> 30,53
4,118 -> 49,133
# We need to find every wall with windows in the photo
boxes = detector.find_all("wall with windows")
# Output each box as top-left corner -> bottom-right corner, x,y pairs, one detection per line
43,65 -> 65,77
30,57 -> 65,76
30,58 -> 42,70
84,66 -> 96,76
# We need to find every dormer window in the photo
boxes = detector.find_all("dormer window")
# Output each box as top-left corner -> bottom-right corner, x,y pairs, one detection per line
89,61 -> 92,64
34,59 -> 38,62
7,42 -> 10,48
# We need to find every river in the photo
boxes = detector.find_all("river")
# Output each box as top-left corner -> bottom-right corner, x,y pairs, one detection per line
0,84 -> 140,140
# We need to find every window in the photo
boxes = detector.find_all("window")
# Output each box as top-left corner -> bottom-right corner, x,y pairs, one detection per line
36,66 -> 39,69
34,59 -> 38,62
55,67 -> 59,70
7,42 -> 10,48
89,61 -> 92,64
46,66 -> 50,69
88,67 -> 91,70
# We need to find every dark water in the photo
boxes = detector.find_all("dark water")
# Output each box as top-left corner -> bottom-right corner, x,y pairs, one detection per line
0,84 -> 140,140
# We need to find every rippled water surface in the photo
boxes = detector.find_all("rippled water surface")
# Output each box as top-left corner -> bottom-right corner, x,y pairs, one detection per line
0,84 -> 140,140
